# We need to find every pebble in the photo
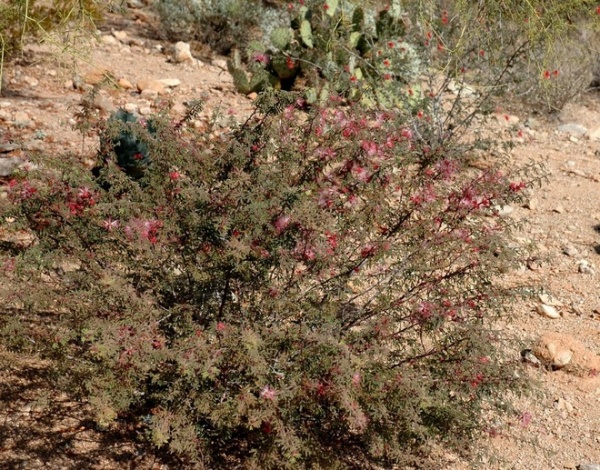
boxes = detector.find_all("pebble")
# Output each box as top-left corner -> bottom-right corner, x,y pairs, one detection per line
118,77 -> 134,89
524,117 -> 541,130
521,349 -> 542,366
578,259 -> 595,275
124,103 -> 138,113
523,197 -> 538,210
557,123 -> 588,137
553,205 -> 565,214
101,35 -> 119,46
562,244 -> 579,257
112,30 -> 128,42
538,304 -> 560,319
212,59 -> 227,70
173,41 -> 193,63
23,76 -> 39,87
577,464 -> 600,470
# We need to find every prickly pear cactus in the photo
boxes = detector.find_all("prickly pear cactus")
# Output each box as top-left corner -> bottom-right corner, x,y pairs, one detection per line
270,27 -> 293,51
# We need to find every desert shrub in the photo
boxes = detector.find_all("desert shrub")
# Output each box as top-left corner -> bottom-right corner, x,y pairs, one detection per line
0,83 -> 544,468
152,0 -> 289,56
222,0 -> 600,111
437,0 -> 600,111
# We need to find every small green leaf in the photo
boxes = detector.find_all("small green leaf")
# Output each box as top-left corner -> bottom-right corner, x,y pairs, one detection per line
325,0 -> 338,17
300,20 -> 314,48
350,31 -> 362,48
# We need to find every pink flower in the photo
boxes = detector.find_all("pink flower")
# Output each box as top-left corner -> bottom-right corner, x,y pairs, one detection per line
273,214 -> 291,234
169,171 -> 181,181
103,217 -> 120,232
260,385 -> 277,401
216,322 -> 226,332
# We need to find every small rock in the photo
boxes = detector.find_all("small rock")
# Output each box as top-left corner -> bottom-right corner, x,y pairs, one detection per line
577,464 -> 600,470
137,78 -> 166,94
0,109 -> 11,121
93,94 -> 116,113
23,76 -> 39,87
0,143 -> 19,153
13,111 -> 30,122
562,244 -> 579,257
552,350 -> 573,369
124,103 -> 138,113
539,293 -> 563,307
157,78 -> 181,88
63,79 -> 74,89
140,89 -> 159,100
118,78 -> 134,89
523,197 -> 538,210
0,228 -> 37,249
84,69 -> 112,86
538,304 -> 560,319
578,259 -> 595,275
173,41 -> 193,63
569,135 -> 579,143
212,58 -> 227,70
557,123 -> 588,138
521,349 -> 541,366
496,205 -> 514,217
112,30 -> 128,42
139,106 -> 152,116
524,117 -> 541,130
100,35 -> 119,46
587,127 -> 600,142
247,92 -> 258,100
553,205 -> 565,214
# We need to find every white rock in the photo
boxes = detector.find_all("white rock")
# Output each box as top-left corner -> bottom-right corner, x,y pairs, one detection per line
562,244 -> 579,257
212,58 -> 227,70
112,30 -> 128,42
101,35 -> 119,46
0,157 -> 23,176
173,41 -> 193,63
157,78 -> 181,88
578,260 -> 595,275
124,103 -> 138,113
552,350 -> 573,368
538,304 -> 560,319
557,123 -> 588,137
23,76 -> 39,87
539,293 -> 563,307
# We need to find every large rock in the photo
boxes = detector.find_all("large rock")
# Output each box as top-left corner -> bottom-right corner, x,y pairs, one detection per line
533,332 -> 600,375
0,157 -> 23,176
557,123 -> 588,138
